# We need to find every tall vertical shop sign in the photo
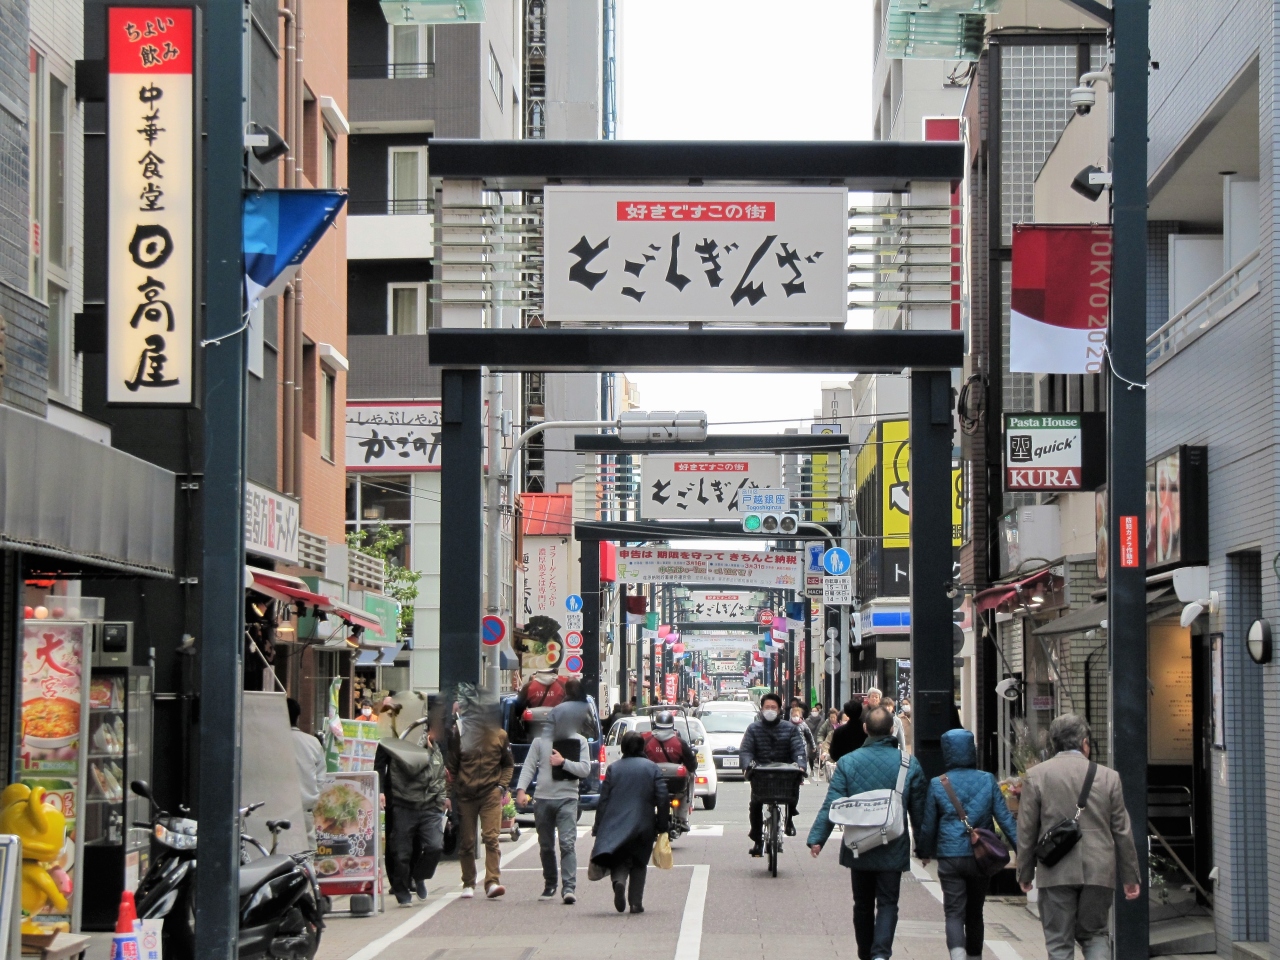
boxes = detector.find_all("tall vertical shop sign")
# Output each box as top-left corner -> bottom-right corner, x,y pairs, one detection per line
543,187 -> 848,324
107,8 -> 195,404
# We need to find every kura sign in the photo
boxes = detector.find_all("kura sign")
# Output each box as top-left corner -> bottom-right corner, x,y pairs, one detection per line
1004,414 -> 1084,491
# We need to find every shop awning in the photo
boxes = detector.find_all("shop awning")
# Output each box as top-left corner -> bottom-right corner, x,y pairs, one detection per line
246,566 -> 385,637
1032,586 -> 1176,636
328,598 -> 386,637
974,568 -> 1056,613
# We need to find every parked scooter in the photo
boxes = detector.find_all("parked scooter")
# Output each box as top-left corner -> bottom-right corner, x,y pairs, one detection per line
131,780 -> 324,960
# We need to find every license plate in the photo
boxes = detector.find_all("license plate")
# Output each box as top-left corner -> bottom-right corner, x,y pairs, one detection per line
721,757 -> 739,768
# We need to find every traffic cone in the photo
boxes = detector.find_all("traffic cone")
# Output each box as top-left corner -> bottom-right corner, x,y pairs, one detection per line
109,891 -> 141,960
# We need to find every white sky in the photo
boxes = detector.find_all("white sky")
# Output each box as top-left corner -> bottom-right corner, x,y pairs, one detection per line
616,0 -> 874,430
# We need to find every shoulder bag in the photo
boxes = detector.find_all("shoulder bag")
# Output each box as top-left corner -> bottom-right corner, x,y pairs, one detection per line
829,750 -> 911,858
1034,761 -> 1097,867
939,775 -> 1010,876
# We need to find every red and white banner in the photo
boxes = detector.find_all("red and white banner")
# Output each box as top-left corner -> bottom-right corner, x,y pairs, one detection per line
108,8 -> 194,404
1010,225 -> 1112,374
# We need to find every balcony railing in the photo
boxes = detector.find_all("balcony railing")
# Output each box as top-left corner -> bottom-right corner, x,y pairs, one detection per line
349,62 -> 435,80
349,198 -> 432,216
1146,249 -> 1260,371
297,528 -> 328,576
349,549 -> 386,592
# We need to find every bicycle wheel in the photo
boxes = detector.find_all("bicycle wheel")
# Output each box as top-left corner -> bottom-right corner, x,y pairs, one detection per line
768,803 -> 779,877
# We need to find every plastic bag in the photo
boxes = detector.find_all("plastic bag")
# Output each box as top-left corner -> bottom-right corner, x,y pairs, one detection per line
651,832 -> 674,870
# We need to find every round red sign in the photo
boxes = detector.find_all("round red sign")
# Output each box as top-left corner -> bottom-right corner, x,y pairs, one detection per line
757,609 -> 775,626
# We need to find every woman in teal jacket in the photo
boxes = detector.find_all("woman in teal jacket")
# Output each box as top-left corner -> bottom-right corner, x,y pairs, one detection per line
915,728 -> 1018,960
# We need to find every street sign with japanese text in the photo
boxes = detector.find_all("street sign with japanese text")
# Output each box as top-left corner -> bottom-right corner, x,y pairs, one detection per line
564,611 -> 584,632
544,186 -> 847,324
616,548 -> 801,589
640,455 -> 782,520
688,591 -> 758,622
244,480 -> 299,564
823,576 -> 852,605
346,402 -> 442,472
108,8 -> 195,404
737,488 -> 791,512
517,536 -> 572,623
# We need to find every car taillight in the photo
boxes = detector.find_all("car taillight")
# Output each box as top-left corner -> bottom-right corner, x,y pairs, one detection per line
696,777 -> 707,784
599,744 -> 607,781
672,797 -> 681,808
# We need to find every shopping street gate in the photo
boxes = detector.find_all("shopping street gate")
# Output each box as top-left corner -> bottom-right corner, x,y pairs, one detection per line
428,138 -> 964,777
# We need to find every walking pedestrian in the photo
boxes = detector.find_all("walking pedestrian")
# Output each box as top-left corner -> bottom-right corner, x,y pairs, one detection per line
740,692 -> 808,854
589,732 -> 670,914
816,707 -> 839,743
516,718 -> 590,904
445,685 -> 515,900
376,723 -> 449,905
806,703 -> 825,738
1016,714 -> 1140,960
827,698 -> 870,762
287,698 -> 325,850
916,729 -> 1018,960
789,704 -> 818,775
808,706 -> 928,960
881,697 -> 907,751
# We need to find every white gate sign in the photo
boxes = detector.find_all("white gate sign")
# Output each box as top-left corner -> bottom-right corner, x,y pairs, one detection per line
640,455 -> 782,520
544,186 -> 848,324
688,591 -> 759,622
616,548 -> 800,589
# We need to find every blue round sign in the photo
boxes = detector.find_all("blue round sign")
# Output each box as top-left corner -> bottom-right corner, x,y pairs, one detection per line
564,653 -> 584,674
822,547 -> 851,576
481,615 -> 505,646
565,594 -> 583,612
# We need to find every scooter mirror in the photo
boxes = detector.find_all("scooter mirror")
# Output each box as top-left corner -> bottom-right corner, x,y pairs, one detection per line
131,780 -> 153,801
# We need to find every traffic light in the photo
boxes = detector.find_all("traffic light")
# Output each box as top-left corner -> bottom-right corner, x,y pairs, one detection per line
741,513 -> 799,535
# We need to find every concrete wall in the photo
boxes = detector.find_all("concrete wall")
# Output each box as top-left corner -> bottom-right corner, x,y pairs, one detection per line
545,0 -> 600,139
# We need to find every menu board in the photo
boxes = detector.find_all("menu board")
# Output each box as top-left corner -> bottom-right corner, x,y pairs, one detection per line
337,720 -> 380,772
313,771 -> 380,894
1149,623 -> 1193,764
19,621 -> 90,927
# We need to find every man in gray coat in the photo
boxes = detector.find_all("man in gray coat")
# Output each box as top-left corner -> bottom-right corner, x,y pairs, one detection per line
1016,714 -> 1140,960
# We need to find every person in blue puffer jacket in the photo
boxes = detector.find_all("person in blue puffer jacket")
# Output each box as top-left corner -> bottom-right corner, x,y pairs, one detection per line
916,728 -> 1018,960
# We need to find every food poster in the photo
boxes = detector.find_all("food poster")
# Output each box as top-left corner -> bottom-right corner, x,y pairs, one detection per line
20,621 -> 90,927
313,772 -> 380,890
336,719 -> 380,772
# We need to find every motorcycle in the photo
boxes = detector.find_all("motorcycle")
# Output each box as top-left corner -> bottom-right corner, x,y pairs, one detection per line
654,763 -> 693,840
131,780 -> 324,960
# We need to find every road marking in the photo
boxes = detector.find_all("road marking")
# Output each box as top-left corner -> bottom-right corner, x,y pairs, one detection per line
687,824 -> 724,836
988,941 -> 1024,960
674,864 -> 710,960
909,859 -> 944,903
344,892 -> 461,960
501,831 -> 540,866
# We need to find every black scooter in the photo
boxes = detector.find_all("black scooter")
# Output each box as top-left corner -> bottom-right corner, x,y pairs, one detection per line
131,780 -> 324,960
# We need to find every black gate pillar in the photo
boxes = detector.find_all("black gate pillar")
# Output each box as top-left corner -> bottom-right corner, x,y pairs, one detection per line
440,369 -> 484,691
909,369 -> 955,780
581,542 -> 601,705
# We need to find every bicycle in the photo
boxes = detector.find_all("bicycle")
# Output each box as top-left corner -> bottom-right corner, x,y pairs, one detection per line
748,763 -> 805,877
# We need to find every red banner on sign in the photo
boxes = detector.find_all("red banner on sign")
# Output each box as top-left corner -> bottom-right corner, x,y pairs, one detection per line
1119,515 -> 1140,568
664,675 -> 678,701
108,8 -> 194,74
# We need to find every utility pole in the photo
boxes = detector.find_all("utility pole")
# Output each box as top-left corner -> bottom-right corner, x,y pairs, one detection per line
839,447 -> 852,704
195,3 -> 247,955
1108,0 -> 1149,953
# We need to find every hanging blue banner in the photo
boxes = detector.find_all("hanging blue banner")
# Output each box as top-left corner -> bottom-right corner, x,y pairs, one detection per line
243,189 -> 347,305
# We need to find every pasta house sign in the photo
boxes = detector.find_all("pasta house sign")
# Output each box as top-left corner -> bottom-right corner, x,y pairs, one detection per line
107,8 -> 194,404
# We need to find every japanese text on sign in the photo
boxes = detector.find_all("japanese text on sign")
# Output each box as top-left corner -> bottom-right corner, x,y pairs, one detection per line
616,548 -> 800,590
640,455 -> 782,520
688,591 -> 760,623
737,488 -> 791,512
108,8 -> 194,404
244,481 -> 299,564
346,402 -> 443,472
545,187 -> 847,324
517,537 -> 571,623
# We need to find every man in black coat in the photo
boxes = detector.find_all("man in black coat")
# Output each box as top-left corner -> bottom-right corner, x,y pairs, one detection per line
739,691 -> 807,856
828,695 -> 874,763
590,732 -> 671,914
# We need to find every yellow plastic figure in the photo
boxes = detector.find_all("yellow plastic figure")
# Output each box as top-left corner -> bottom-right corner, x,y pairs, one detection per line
0,783 -> 69,935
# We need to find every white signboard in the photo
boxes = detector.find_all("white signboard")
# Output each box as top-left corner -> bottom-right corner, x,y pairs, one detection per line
544,186 -> 848,324
347,402 -> 442,472
683,636 -> 759,652
1004,414 -> 1084,491
564,611 -> 584,632
107,8 -> 195,404
688,591 -> 759,622
640,455 -> 782,520
737,488 -> 792,513
616,547 -> 801,589
823,576 -> 853,606
517,536 -> 573,624
244,481 -> 300,564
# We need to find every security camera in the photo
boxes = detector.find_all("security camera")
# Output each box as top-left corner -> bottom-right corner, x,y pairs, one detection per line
995,677 -> 1022,702
1070,84 -> 1096,115
1180,590 -> 1220,629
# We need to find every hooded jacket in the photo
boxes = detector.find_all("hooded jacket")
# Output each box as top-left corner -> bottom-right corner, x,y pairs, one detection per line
915,728 -> 1017,860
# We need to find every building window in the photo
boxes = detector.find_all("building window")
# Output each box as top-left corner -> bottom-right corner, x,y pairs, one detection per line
28,52 -> 69,294
345,474 -> 412,567
320,130 -> 336,188
488,45 -> 503,109
388,147 -> 426,214
321,369 -> 335,461
388,282 -> 427,335
389,24 -> 434,78
46,282 -> 68,397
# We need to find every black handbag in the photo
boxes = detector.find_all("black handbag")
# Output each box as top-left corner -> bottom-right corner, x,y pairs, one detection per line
550,738 -> 583,780
1034,761 -> 1097,867
940,775 -> 1011,876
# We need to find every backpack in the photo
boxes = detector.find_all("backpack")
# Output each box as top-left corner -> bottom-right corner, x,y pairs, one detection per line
828,750 -> 911,858
643,733 -> 685,765
524,676 -> 566,708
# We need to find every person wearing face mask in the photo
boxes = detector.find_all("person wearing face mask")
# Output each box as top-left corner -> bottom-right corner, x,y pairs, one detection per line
739,692 -> 807,857
357,698 -> 375,721
790,705 -> 818,776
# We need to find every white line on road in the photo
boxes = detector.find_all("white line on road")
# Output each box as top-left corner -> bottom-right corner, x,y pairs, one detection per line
344,892 -> 461,960
686,824 -> 724,836
987,940 -> 1024,960
501,831 -> 540,866
909,859 -> 944,903
673,864 -> 710,960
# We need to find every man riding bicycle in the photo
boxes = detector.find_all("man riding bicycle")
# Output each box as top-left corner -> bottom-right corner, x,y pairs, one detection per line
739,692 -> 807,858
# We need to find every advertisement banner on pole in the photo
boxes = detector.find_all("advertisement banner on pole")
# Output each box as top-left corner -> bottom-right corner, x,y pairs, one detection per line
517,536 -> 572,623
1004,413 -> 1088,491
616,548 -> 801,589
639,455 -> 781,519
107,8 -> 195,404
1009,225 -> 1112,374
683,636 -> 759,652
544,186 -> 848,324
687,591 -> 759,622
